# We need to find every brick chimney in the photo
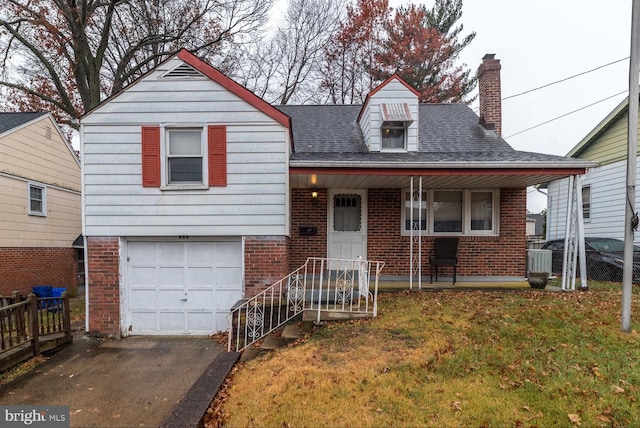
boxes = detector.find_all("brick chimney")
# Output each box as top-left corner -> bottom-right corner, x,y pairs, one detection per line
478,53 -> 502,136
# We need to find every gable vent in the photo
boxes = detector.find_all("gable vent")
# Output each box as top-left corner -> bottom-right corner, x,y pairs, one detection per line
161,63 -> 205,79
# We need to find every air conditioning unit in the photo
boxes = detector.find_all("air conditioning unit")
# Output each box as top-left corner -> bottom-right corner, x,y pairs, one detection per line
526,249 -> 552,275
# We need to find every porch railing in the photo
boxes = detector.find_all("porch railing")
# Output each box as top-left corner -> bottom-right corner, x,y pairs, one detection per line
228,257 -> 385,352
1,292 -> 72,371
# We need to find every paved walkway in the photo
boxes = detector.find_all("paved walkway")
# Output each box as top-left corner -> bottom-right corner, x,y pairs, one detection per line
0,311 -> 233,427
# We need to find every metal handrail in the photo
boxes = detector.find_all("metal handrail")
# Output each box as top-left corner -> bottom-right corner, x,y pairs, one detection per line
228,257 -> 384,352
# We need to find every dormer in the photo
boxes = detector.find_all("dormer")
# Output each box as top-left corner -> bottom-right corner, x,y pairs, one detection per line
358,75 -> 420,152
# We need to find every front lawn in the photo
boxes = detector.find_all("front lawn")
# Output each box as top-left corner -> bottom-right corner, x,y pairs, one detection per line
208,283 -> 640,427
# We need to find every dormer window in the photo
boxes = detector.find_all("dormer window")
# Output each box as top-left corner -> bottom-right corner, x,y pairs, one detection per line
381,121 -> 406,150
380,103 -> 413,151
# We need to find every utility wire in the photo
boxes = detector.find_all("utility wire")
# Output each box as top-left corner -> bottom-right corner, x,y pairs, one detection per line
503,56 -> 629,101
504,90 -> 628,139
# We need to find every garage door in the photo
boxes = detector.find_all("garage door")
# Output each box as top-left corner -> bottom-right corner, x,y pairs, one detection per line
126,240 -> 243,335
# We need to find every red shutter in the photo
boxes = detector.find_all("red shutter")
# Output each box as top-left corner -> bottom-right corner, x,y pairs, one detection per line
141,126 -> 161,187
208,125 -> 227,187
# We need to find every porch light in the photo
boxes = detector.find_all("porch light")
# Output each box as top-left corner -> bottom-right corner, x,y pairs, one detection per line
311,191 -> 318,199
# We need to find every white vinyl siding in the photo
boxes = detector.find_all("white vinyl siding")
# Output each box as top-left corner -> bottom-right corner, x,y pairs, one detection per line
547,159 -> 637,244
81,57 -> 289,237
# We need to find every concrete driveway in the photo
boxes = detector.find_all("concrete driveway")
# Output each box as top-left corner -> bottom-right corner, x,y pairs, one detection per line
0,331 -> 230,427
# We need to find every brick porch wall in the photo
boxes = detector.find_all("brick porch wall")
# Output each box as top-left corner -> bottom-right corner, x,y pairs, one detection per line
290,188 -> 328,268
87,237 -> 120,337
0,247 -> 78,297
367,188 -> 527,277
244,236 -> 290,297
289,188 -> 527,278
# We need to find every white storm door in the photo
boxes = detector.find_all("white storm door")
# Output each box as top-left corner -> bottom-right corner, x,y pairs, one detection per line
328,190 -> 367,262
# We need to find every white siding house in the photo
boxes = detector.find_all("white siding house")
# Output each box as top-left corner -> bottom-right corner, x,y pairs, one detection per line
545,96 -> 639,244
81,50 -> 291,336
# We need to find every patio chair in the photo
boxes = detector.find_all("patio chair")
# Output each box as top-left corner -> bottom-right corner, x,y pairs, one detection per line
429,237 -> 459,284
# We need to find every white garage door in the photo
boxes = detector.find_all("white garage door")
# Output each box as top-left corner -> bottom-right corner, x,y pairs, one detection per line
126,240 -> 243,335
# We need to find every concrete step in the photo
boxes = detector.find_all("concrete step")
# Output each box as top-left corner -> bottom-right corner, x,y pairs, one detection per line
281,323 -> 303,340
302,309 -> 373,322
260,332 -> 284,350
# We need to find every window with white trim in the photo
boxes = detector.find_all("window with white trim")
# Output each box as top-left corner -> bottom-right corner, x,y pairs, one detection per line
403,190 -> 427,231
166,128 -> 204,184
28,183 -> 46,216
402,189 -> 499,235
582,185 -> 591,220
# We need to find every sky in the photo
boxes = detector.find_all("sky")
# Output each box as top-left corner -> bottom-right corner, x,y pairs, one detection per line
397,0 -> 633,212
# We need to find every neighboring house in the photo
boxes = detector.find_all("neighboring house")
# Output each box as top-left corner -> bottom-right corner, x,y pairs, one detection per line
0,112 -> 81,297
526,213 -> 544,237
80,50 -> 592,337
546,96 -> 633,242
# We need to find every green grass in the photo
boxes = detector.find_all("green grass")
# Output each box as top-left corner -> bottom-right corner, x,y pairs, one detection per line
210,283 -> 640,427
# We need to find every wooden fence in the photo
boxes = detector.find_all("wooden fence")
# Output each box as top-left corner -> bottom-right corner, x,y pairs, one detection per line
0,292 -> 72,372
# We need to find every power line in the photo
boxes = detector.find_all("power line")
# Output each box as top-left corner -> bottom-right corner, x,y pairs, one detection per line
504,90 -> 628,139
503,57 -> 629,101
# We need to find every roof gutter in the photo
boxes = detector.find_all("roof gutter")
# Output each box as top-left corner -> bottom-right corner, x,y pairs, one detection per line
289,160 -> 599,170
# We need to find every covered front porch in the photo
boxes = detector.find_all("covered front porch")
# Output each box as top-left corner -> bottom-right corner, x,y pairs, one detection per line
289,167 -> 587,286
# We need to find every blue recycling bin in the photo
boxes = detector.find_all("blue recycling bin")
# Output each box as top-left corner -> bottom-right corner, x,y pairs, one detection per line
32,285 -> 53,309
51,287 -> 67,311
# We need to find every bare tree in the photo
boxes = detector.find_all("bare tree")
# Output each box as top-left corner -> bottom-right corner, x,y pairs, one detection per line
237,0 -> 343,105
0,0 -> 272,126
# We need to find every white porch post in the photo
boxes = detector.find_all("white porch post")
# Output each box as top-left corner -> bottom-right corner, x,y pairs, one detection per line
561,175 -> 587,291
409,177 -> 423,290
561,176 -> 576,291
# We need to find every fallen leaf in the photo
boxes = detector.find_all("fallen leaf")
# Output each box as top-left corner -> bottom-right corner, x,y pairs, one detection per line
452,401 -> 462,411
611,385 -> 625,394
568,414 -> 581,425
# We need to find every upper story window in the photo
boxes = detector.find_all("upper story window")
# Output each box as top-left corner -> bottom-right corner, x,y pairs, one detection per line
141,125 -> 227,189
402,189 -> 499,236
167,128 -> 204,184
28,182 -> 46,216
380,103 -> 413,151
381,121 -> 406,150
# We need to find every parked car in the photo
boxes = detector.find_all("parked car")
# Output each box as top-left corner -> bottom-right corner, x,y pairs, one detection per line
541,237 -> 640,283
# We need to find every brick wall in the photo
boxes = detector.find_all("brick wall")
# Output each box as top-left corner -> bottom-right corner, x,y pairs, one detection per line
87,237 -> 120,337
0,247 -> 78,297
244,236 -> 290,297
366,188 -> 527,277
290,188 -> 328,267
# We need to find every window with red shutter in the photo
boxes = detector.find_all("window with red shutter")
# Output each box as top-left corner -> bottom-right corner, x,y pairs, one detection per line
141,126 -> 161,187
142,124 -> 227,188
208,125 -> 227,187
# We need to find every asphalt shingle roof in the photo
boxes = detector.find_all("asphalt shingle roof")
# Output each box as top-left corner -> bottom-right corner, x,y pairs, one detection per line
277,104 -> 581,165
0,112 -> 47,135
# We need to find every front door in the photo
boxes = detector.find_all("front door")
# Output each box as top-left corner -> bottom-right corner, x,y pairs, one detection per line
328,189 -> 367,261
